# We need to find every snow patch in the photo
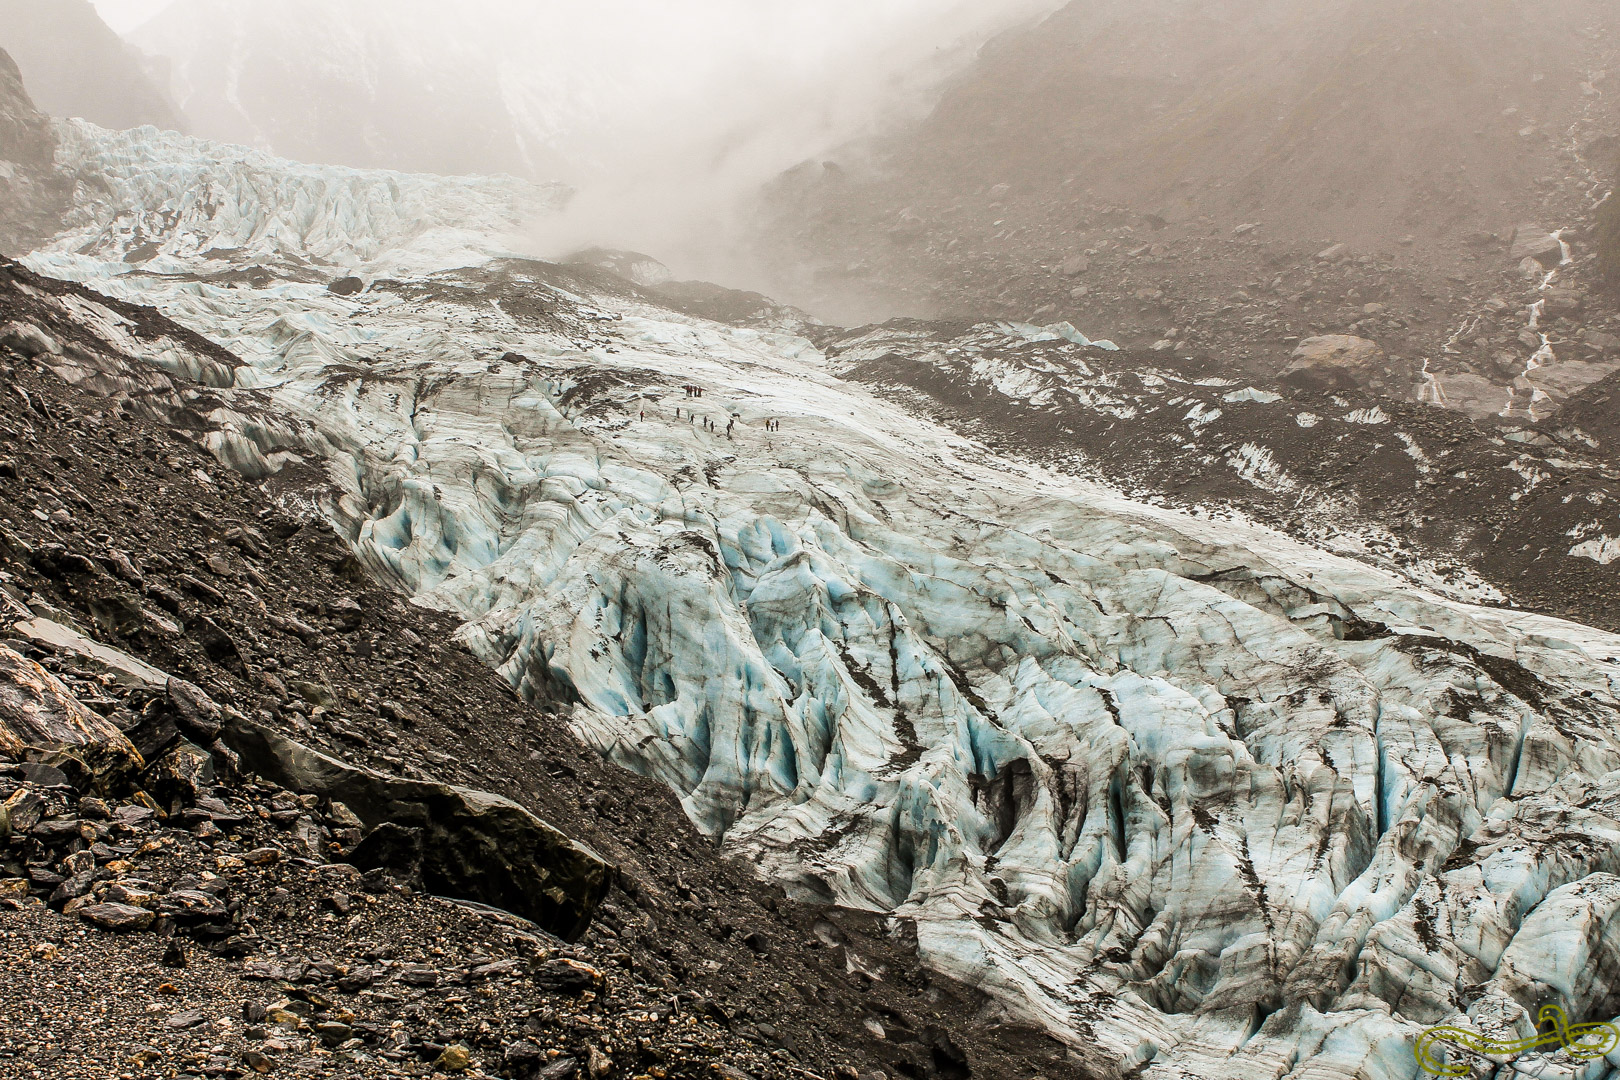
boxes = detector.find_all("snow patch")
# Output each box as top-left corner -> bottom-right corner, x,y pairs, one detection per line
1571,536 -> 1620,565
1226,442 -> 1298,492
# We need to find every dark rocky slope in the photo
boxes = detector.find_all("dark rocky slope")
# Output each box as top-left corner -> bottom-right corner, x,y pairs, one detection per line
0,0 -> 183,132
0,46 -> 68,256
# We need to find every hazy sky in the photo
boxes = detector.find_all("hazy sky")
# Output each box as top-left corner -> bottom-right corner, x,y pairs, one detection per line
90,0 -> 170,32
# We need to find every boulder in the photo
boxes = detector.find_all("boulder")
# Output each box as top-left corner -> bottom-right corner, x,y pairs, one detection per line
0,644 -> 144,789
1526,361 -> 1620,404
7,614 -> 167,689
220,713 -> 610,940
145,739 -> 218,802
327,276 -> 364,297
165,678 -> 223,743
1510,226 -> 1564,266
0,320 -> 59,358
1281,335 -> 1386,390
1583,330 -> 1620,356
77,902 -> 156,932
1427,372 -> 1511,421
1059,255 -> 1090,277
1541,286 -> 1585,317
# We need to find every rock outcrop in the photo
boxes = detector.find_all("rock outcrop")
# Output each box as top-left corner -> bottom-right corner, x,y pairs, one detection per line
0,47 -> 64,254
220,713 -> 612,942
1509,225 -> 1567,267
0,48 -> 52,170
0,643 -> 143,791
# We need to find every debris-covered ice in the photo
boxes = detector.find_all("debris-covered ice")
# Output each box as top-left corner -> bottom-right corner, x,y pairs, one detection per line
22,121 -> 1620,1080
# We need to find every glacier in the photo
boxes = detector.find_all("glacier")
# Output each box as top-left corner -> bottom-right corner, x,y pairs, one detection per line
20,121 -> 1620,1080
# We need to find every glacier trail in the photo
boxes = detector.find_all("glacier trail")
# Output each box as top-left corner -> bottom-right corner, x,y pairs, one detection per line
22,121 -> 1620,1080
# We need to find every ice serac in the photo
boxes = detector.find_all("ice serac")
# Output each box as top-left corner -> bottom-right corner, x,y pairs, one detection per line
33,120 -> 568,283
21,122 -> 1620,1080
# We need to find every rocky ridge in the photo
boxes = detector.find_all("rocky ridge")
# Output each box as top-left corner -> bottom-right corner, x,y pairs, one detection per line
0,46 -> 68,256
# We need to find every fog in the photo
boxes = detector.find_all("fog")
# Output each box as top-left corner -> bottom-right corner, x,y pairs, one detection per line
86,0 -> 1063,282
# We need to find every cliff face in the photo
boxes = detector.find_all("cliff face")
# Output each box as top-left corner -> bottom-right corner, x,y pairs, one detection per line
0,47 -> 51,168
0,0 -> 183,133
0,47 -> 64,255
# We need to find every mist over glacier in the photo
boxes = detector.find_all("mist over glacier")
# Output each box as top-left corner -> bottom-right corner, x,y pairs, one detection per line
92,0 -> 1063,282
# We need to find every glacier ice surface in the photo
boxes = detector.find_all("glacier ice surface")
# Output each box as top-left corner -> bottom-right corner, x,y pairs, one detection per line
24,122 -> 1620,1080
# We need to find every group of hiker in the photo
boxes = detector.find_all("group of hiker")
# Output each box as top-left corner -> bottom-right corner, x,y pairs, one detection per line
651,386 -> 781,441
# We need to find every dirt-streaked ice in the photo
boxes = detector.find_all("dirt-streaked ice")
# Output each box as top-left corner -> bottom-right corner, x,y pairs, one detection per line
24,122 -> 1620,1080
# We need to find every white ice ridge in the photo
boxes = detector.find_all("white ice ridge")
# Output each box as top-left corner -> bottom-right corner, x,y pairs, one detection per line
29,120 -> 567,284
27,123 -> 1620,1080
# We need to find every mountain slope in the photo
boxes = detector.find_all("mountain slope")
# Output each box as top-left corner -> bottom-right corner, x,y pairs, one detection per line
14,121 -> 1620,1080
0,0 -> 182,132
0,47 -> 67,255
753,0 -> 1620,356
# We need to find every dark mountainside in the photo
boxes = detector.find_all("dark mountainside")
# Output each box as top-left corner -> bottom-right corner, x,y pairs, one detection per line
754,0 -> 1619,385
0,255 -> 1088,1077
0,0 -> 184,133
0,47 -> 69,257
